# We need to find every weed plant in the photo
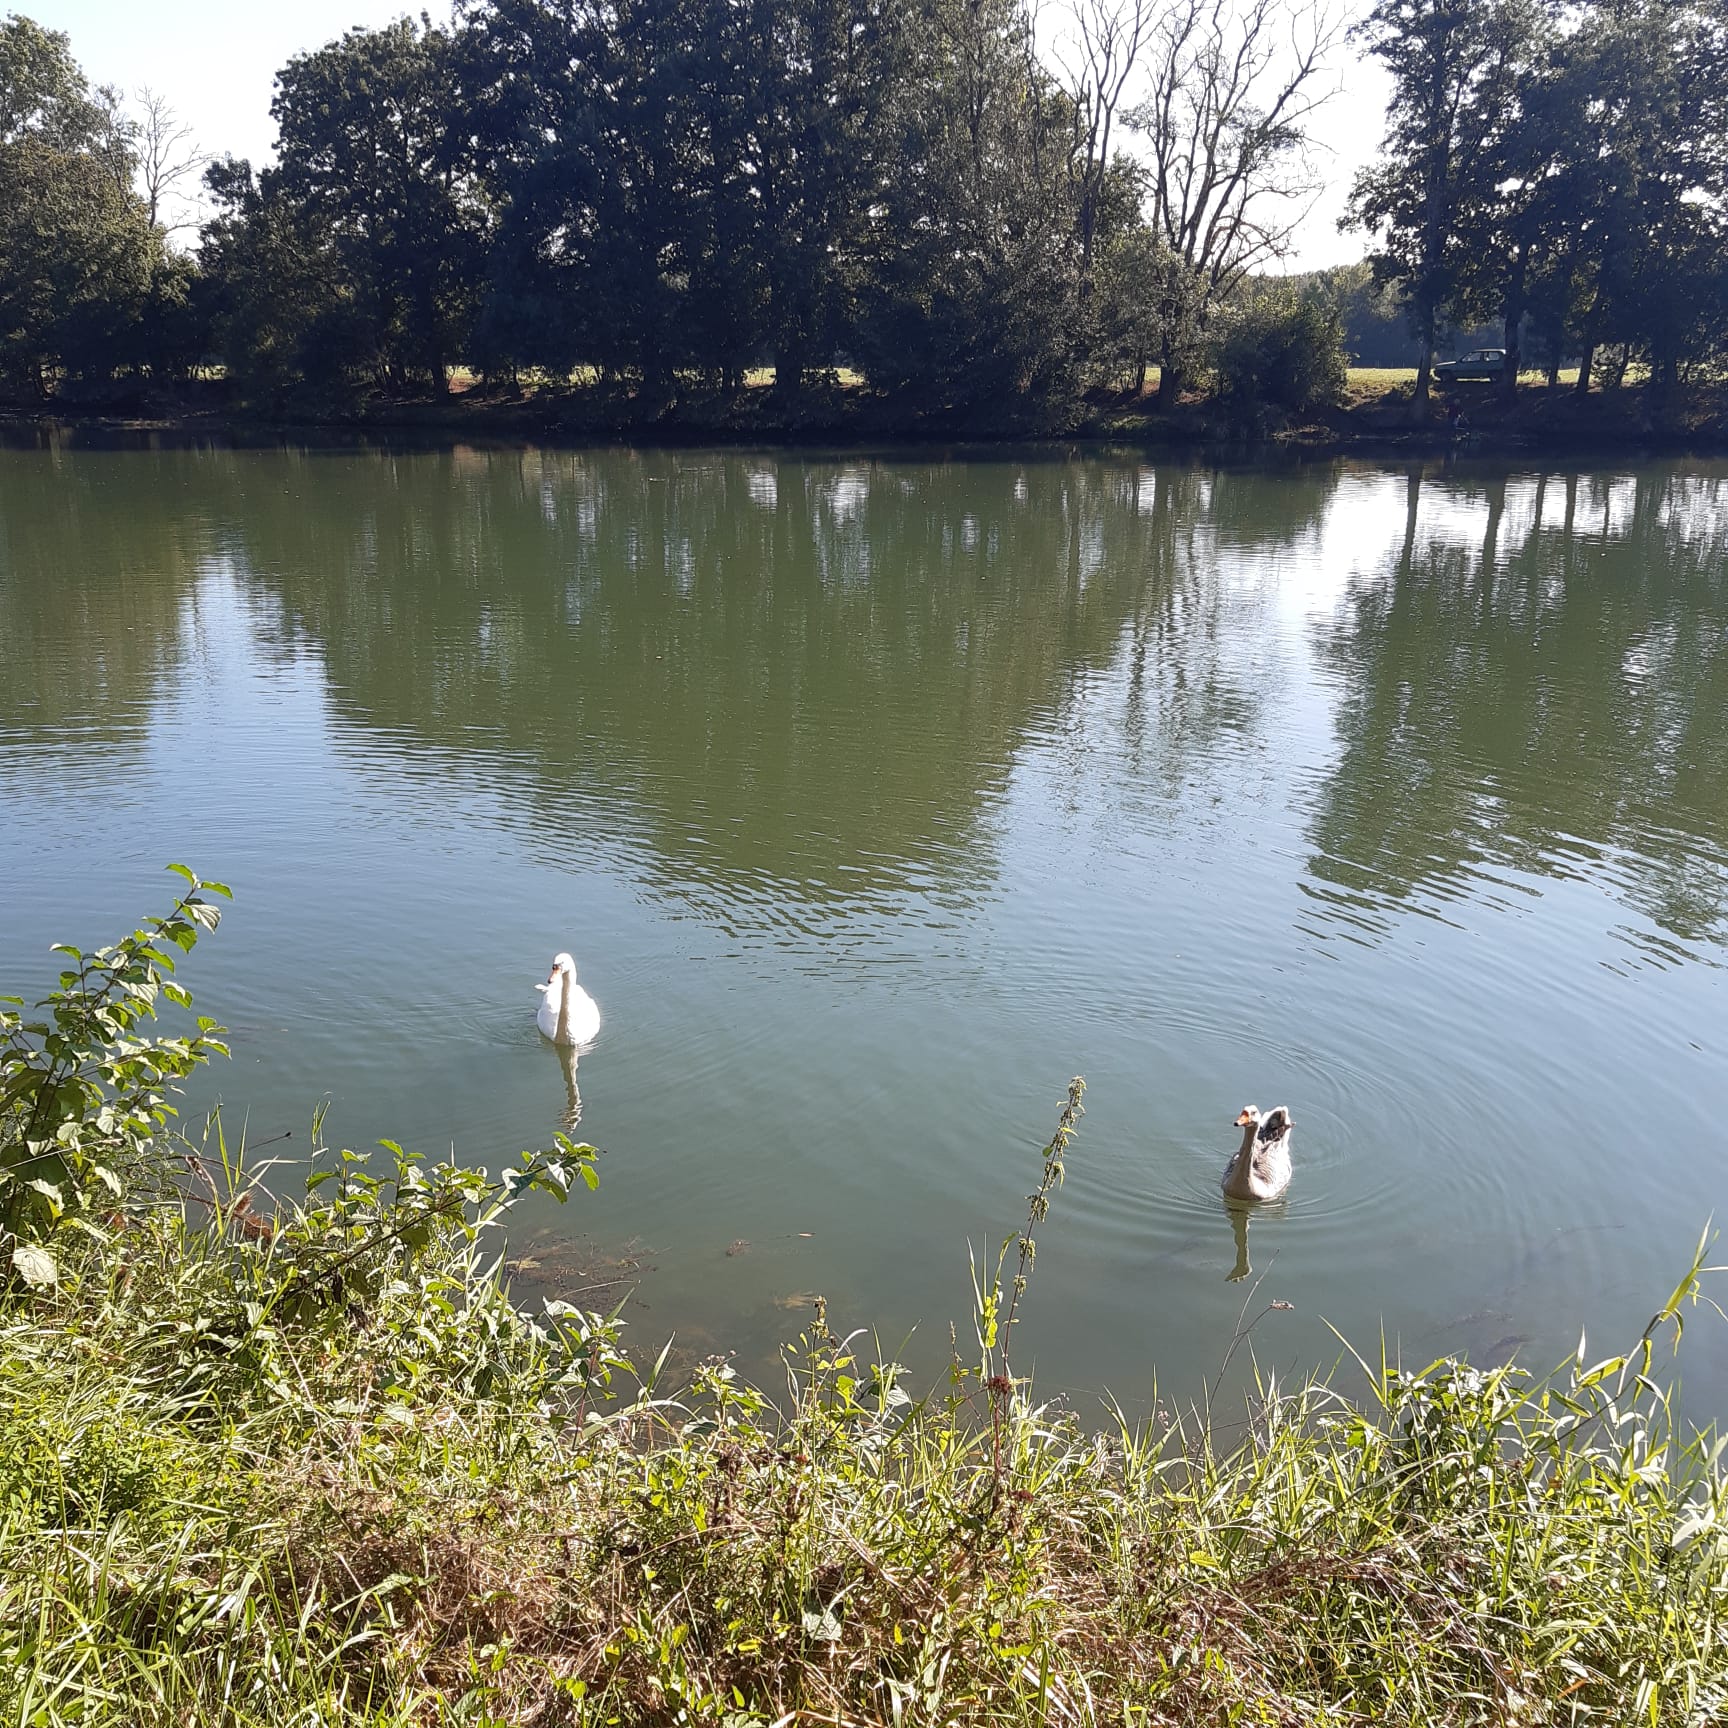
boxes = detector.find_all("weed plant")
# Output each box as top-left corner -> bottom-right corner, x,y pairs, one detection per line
2,876 -> 1725,1724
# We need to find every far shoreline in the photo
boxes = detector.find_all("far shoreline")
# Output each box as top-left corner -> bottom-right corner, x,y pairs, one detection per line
4,373 -> 1726,461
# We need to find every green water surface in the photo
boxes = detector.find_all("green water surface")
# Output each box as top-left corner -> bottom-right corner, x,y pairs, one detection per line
3,440 -> 1724,1406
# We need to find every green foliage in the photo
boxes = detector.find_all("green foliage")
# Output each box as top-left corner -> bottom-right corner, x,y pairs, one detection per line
851,0 -> 1088,421
1091,223 -> 1167,392
270,18 -> 481,394
1349,0 -> 1728,407
12,0 -> 1728,420
197,155 -> 366,406
1214,284 -> 1350,414
1346,0 -> 1540,398
0,13 -> 163,391
0,866 -> 231,1287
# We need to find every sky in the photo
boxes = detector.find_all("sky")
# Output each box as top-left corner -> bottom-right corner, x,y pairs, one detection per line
22,0 -> 1389,271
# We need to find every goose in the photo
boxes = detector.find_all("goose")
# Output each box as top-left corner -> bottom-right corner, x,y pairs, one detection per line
535,952 -> 601,1048
1221,1105 -> 1293,1202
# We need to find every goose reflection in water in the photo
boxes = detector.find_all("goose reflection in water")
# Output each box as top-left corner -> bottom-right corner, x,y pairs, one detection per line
1222,1195 -> 1292,1283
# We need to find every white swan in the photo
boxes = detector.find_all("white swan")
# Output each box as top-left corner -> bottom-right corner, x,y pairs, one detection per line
535,952 -> 601,1048
1221,1105 -> 1294,1202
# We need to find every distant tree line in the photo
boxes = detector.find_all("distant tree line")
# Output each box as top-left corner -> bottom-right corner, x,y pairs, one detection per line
0,0 -> 1346,420
190,0 -> 1346,420
1349,0 -> 1728,412
2,0 -> 1726,424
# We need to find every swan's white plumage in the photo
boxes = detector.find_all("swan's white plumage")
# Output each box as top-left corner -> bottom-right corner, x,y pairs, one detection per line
535,951 -> 601,1047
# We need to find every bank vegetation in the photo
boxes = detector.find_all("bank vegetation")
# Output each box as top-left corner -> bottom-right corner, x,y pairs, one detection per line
3,871 -> 1726,1724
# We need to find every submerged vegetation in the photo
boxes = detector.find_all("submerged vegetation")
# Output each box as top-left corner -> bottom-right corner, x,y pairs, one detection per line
3,874 -> 1726,1724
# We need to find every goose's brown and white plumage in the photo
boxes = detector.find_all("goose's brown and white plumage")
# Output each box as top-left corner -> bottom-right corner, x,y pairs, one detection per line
1221,1105 -> 1294,1202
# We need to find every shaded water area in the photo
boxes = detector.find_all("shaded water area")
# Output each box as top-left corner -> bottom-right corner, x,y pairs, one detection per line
3,439 -> 1726,1410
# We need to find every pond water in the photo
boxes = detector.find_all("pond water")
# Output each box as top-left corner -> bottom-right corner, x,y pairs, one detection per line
3,439 -> 1726,1411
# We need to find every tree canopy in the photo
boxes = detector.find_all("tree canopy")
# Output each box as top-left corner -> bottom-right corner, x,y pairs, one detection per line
1348,0 -> 1728,412
0,14 -> 163,390
2,0 -> 1725,419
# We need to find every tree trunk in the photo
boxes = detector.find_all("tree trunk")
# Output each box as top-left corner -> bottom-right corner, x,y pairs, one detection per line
1652,352 -> 1677,419
1411,349 -> 1434,421
1573,345 -> 1594,395
774,344 -> 805,398
1499,245 -> 1527,408
1410,301 -> 1436,422
1156,360 -> 1183,408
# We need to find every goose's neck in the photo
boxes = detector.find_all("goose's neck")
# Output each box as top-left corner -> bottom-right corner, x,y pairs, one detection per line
1237,1120 -> 1259,1164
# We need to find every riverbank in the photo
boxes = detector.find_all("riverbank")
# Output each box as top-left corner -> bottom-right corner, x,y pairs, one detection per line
4,1114 -> 1723,1727
6,370 -> 1726,457
3,883 -> 1723,1726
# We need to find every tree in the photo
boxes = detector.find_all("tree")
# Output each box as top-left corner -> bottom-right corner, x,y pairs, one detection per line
1345,0 -> 1538,417
133,87 -> 206,237
1092,219 -> 1167,392
1131,0 -> 1344,406
461,0 -> 720,394
1213,278 -> 1349,412
1053,0 -> 1156,290
853,0 -> 1086,420
269,18 -> 484,393
1546,0 -> 1728,401
736,0 -> 904,395
197,156 -> 365,403
0,14 -> 159,391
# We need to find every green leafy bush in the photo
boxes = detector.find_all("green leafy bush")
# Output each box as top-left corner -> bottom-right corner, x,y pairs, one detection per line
1,867 -> 231,1289
1215,286 -> 1351,414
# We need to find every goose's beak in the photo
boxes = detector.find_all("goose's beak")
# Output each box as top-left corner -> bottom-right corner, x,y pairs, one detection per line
1234,1109 -> 1257,1127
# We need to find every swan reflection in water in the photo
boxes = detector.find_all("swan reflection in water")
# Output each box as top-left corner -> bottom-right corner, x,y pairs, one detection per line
554,1041 -> 583,1135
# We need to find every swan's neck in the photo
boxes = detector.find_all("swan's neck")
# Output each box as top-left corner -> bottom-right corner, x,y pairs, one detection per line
555,971 -> 576,1043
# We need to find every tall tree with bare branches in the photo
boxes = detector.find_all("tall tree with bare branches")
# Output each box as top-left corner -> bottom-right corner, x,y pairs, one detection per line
133,87 -> 206,236
1052,0 -> 1155,283
1129,0 -> 1343,405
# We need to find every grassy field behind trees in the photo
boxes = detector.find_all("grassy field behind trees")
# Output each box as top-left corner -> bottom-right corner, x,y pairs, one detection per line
2,0 -> 1726,435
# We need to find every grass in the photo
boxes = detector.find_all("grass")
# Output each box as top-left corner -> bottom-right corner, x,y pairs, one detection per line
1345,365 -> 1587,400
4,892 -> 1726,1725
3,1097 -> 1725,1725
